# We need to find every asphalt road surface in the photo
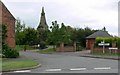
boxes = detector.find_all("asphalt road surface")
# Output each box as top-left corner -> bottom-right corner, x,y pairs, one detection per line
13,51 -> 118,73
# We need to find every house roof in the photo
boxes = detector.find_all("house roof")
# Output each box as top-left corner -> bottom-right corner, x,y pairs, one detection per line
86,30 -> 112,39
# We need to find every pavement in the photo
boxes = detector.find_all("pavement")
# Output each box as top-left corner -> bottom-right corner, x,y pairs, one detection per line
53,50 -> 120,60
79,50 -> 120,60
5,50 -> 118,73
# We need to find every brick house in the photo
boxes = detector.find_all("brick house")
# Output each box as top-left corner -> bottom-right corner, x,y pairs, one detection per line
0,1 -> 16,48
86,29 -> 112,50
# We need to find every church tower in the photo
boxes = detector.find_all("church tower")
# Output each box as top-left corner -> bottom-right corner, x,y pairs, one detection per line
37,7 -> 48,30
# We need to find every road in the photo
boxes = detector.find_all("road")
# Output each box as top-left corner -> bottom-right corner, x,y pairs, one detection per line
14,51 -> 118,73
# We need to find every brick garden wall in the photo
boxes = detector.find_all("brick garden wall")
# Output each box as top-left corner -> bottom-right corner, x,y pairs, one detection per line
56,46 -> 76,52
92,48 -> 120,54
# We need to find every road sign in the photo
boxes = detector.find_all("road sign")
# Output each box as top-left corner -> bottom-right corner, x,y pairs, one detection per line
109,47 -> 118,54
98,40 -> 110,53
98,43 -> 110,46
109,48 -> 118,50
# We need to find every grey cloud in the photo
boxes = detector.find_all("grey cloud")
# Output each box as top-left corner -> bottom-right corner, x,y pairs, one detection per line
2,0 -> 118,36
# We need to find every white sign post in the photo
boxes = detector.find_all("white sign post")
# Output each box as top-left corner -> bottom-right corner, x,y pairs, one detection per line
98,40 -> 110,53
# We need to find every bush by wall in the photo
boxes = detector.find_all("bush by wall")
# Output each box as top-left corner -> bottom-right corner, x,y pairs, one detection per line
2,24 -> 19,58
116,38 -> 120,48
2,44 -> 19,58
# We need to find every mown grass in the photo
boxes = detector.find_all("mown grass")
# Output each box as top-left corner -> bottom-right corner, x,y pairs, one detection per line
38,48 -> 56,54
0,58 -> 8,61
1,59 -> 39,72
14,45 -> 24,51
15,45 -> 36,51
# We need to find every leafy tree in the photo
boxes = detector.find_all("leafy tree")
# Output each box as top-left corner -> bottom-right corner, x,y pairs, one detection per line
15,18 -> 26,45
49,21 -> 60,48
75,27 -> 96,47
15,18 -> 25,32
49,21 -> 72,50
59,23 -> 71,44
15,18 -> 39,48
23,27 -> 38,46
37,26 -> 49,49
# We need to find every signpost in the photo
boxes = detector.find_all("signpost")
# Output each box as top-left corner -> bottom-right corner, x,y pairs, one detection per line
109,47 -> 118,54
98,40 -> 110,53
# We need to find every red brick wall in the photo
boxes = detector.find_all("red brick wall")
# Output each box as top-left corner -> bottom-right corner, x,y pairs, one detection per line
1,2 -> 16,48
56,46 -> 76,52
92,48 -> 120,54
92,48 -> 109,53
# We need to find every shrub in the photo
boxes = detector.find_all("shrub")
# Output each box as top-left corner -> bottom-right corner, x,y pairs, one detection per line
95,37 -> 113,47
2,44 -> 19,58
96,37 -> 120,48
116,38 -> 120,48
2,24 -> 19,58
76,45 -> 83,51
40,42 -> 47,49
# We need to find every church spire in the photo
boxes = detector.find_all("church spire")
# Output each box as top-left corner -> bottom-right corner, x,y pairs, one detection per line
42,7 -> 45,14
37,7 -> 48,30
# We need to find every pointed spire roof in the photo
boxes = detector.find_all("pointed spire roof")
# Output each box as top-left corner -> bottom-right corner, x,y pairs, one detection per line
42,7 -> 45,14
37,7 -> 48,30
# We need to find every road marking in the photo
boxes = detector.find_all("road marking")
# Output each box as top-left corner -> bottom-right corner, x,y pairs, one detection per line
94,67 -> 111,70
0,73 -> 2,75
45,69 -> 62,72
70,68 -> 86,71
13,70 -> 31,73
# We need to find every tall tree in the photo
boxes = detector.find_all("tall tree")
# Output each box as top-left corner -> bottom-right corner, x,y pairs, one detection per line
15,18 -> 26,45
15,18 -> 25,32
23,27 -> 38,46
49,21 -> 72,50
49,21 -> 60,48
37,26 -> 49,49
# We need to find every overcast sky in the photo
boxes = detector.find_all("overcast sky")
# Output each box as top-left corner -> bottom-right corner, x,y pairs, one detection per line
2,0 -> 119,36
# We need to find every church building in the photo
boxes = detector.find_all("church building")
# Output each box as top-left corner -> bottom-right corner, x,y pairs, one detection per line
37,7 -> 48,31
37,7 -> 48,49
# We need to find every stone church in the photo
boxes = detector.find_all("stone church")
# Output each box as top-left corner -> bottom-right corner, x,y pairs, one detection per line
37,7 -> 48,49
0,1 -> 16,48
37,7 -> 48,31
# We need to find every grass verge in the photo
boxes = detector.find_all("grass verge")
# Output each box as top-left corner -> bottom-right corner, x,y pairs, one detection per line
38,48 -> 56,54
92,53 -> 120,56
1,59 -> 39,72
0,58 -> 8,61
14,45 -> 24,51
15,45 -> 36,51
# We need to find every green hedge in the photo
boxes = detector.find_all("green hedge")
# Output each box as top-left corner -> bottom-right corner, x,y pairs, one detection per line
95,37 -> 120,48
116,38 -> 120,48
95,37 -> 112,47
